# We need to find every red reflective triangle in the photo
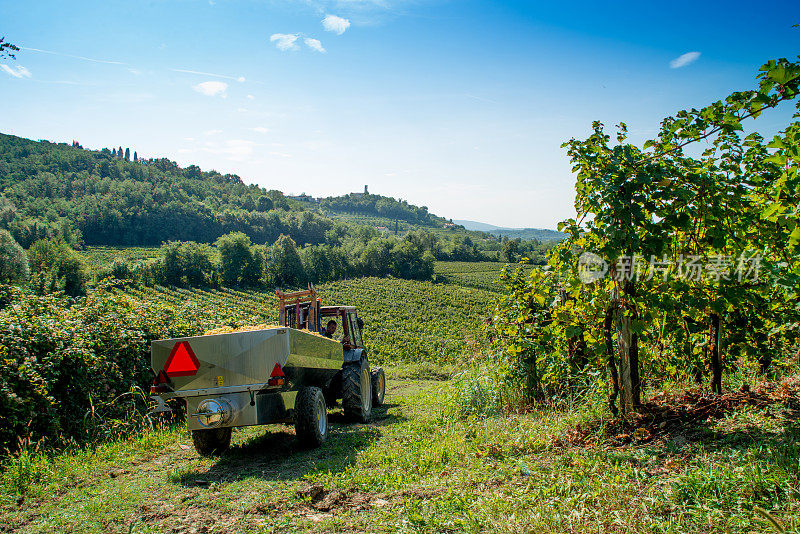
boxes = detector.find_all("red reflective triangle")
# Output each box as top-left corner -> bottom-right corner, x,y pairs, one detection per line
270,363 -> 285,377
164,341 -> 200,377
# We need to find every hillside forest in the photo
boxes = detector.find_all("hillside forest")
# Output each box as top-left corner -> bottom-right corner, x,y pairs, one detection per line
0,133 -> 551,292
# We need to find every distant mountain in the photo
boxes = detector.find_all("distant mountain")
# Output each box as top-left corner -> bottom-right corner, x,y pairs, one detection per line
453,220 -> 502,231
454,220 -> 565,243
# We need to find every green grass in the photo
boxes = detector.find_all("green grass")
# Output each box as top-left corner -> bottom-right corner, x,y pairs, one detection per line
2,377 -> 797,533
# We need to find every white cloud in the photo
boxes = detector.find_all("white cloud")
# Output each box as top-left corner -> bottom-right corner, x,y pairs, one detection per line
322,14 -> 350,34
250,126 -> 269,133
193,80 -> 228,97
670,51 -> 701,69
103,91 -> 155,103
268,151 -> 293,158
270,33 -> 300,51
1,64 -> 32,78
23,47 -> 126,65
247,94 -> 255,100
204,129 -> 223,136
206,139 -> 257,161
173,68 -> 245,82
304,37 -> 326,53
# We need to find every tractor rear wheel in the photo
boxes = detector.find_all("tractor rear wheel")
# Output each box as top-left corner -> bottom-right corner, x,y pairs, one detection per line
371,367 -> 386,406
192,427 -> 232,457
295,387 -> 328,448
342,360 -> 372,423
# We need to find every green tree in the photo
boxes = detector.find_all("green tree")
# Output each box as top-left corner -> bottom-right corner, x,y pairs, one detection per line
501,238 -> 521,263
216,232 -> 257,286
157,241 -> 216,286
27,239 -> 88,296
492,54 -> 800,415
301,245 -> 332,283
0,36 -> 19,60
268,234 -> 305,287
0,229 -> 28,283
359,239 -> 392,276
257,195 -> 273,212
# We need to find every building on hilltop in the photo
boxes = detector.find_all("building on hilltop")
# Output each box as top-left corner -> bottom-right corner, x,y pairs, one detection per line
351,185 -> 369,197
287,193 -> 318,203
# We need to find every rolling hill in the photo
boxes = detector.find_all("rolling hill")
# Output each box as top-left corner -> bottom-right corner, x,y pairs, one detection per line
453,220 -> 565,242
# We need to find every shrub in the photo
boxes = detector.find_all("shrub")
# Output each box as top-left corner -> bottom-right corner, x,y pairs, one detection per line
159,241 -> 217,286
0,229 -> 28,283
26,239 -> 88,296
0,285 -> 203,452
441,369 -> 502,421
216,232 -> 260,286
267,234 -> 305,287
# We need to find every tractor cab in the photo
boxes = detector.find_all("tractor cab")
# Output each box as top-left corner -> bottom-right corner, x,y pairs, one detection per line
321,306 -> 364,351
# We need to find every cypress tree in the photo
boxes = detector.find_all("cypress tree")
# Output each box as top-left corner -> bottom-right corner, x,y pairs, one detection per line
124,148 -> 130,160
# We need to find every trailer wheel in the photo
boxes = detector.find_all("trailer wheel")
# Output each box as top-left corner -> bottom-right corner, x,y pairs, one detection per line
342,360 -> 372,423
192,427 -> 232,457
371,367 -> 386,406
295,387 -> 328,448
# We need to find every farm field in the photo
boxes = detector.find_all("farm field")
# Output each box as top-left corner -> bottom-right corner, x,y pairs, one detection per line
122,277 -> 495,365
78,248 -> 515,294
434,261 -> 532,292
80,246 -> 162,269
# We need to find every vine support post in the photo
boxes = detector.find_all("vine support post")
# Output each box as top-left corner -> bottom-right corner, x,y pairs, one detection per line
604,303 -> 619,416
615,278 -> 640,413
709,313 -> 722,394
560,289 -> 588,371
522,346 -> 539,402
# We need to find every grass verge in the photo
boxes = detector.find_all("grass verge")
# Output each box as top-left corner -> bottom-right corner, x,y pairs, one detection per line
1,376 -> 797,533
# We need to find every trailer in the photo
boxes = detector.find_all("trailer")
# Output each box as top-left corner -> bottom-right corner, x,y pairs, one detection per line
148,286 -> 386,456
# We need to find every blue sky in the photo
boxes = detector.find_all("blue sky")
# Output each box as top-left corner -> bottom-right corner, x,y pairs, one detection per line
1,1 -> 798,228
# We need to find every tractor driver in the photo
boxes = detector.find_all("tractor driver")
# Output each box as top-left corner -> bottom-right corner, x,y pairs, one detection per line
323,320 -> 337,338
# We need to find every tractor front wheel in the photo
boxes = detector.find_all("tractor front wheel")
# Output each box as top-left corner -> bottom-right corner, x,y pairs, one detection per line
342,360 -> 372,423
371,367 -> 386,406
